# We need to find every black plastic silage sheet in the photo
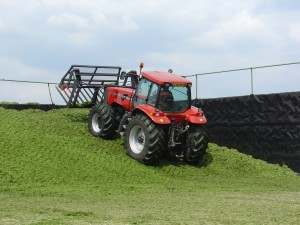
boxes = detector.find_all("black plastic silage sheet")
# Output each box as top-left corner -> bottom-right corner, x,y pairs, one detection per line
252,93 -> 300,125
193,91 -> 300,173
0,104 -> 66,111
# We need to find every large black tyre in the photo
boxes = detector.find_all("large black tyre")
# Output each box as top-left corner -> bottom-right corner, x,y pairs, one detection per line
185,125 -> 208,164
88,103 -> 116,139
125,114 -> 164,164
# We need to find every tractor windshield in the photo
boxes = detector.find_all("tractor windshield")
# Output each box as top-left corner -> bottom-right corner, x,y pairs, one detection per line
158,85 -> 190,112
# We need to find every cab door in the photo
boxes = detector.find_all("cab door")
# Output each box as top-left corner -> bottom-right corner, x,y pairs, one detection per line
133,78 -> 152,108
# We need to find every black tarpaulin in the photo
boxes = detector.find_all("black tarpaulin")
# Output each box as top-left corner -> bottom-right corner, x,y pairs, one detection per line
193,91 -> 300,173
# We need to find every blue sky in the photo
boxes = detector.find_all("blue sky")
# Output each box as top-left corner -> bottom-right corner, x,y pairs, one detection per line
0,0 -> 300,104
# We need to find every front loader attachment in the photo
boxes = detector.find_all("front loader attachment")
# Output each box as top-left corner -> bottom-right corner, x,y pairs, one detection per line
56,65 -> 121,107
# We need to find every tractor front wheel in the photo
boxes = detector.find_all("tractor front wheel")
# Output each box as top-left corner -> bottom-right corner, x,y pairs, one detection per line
185,125 -> 208,164
88,103 -> 116,139
125,114 -> 164,164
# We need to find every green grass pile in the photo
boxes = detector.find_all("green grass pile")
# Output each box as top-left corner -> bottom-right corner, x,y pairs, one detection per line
0,108 -> 299,225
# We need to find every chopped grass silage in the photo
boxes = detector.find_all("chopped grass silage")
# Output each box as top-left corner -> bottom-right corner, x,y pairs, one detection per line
0,107 -> 297,190
0,107 -> 299,224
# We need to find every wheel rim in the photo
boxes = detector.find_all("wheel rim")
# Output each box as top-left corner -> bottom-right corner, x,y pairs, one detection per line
92,113 -> 102,133
129,125 -> 145,154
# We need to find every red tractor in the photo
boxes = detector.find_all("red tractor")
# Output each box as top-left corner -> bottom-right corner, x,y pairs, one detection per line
87,65 -> 208,165
58,64 -> 208,164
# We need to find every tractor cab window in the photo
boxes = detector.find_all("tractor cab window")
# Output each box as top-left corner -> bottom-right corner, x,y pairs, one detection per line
158,85 -> 190,112
147,83 -> 159,106
133,78 -> 152,108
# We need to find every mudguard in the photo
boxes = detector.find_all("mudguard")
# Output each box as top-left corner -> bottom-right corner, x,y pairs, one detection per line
132,105 -> 171,124
185,106 -> 207,124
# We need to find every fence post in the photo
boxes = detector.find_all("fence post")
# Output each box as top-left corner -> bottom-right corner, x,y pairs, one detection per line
196,74 -> 198,99
47,83 -> 54,105
250,68 -> 254,95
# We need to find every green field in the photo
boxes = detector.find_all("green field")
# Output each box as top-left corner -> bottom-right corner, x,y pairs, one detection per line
0,108 -> 299,225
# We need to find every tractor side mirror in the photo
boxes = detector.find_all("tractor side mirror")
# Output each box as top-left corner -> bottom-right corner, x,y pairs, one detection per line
120,71 -> 126,80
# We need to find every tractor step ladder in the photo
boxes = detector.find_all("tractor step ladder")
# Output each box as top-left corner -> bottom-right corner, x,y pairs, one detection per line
56,65 -> 122,107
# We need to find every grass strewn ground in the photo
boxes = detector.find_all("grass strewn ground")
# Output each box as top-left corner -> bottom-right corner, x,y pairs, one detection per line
0,108 -> 299,224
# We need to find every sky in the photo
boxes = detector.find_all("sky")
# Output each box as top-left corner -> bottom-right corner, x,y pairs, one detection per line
0,0 -> 300,104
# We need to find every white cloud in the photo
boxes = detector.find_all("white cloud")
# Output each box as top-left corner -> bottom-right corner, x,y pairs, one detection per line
188,10 -> 266,49
117,15 -> 139,31
0,19 -> 4,31
221,11 -> 264,35
47,11 -> 110,30
0,57 -> 59,81
47,13 -> 90,29
66,31 -> 94,46
1,0 -> 300,103
290,23 -> 300,43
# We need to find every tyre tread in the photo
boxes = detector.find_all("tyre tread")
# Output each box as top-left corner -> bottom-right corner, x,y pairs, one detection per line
125,114 -> 164,164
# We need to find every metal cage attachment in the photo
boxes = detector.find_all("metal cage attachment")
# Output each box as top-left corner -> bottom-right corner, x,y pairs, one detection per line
56,65 -> 122,107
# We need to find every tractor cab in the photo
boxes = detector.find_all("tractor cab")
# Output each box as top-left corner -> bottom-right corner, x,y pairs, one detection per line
133,71 -> 192,113
133,77 -> 191,113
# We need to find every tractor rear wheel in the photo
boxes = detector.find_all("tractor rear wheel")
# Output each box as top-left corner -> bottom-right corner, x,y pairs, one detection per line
125,114 -> 164,164
185,125 -> 208,164
88,103 -> 116,139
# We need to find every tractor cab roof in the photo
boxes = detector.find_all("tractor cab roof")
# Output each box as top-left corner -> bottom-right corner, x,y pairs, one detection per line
141,71 -> 192,85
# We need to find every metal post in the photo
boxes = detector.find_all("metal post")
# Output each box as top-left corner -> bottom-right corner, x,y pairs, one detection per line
47,83 -> 54,105
250,68 -> 254,95
196,75 -> 198,99
68,79 -> 78,107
